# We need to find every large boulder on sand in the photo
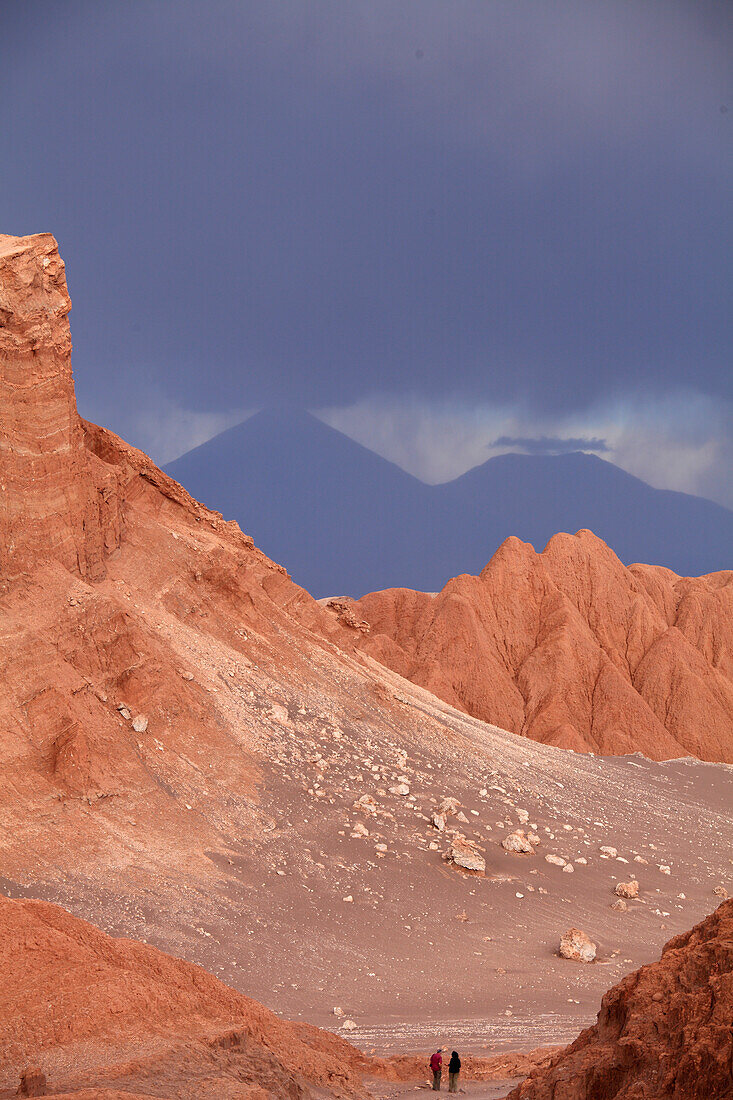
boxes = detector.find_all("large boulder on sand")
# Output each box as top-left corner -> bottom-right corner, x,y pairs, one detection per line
559,928 -> 596,963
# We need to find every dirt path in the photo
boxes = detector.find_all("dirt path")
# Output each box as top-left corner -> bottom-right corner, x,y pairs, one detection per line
368,1080 -> 525,1100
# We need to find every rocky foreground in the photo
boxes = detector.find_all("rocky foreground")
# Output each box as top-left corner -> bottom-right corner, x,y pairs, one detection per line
508,898 -> 733,1099
1,233 -> 732,1088
0,896 -> 561,1098
0,896 -> 370,1098
2,894 -> 731,1099
336,532 -> 733,762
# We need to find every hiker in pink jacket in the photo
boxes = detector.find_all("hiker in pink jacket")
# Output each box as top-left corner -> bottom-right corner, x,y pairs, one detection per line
430,1049 -> 443,1090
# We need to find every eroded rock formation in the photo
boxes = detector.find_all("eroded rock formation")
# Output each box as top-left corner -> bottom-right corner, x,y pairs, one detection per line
1,231 -> 731,1056
342,532 -> 733,761
0,234 -> 123,585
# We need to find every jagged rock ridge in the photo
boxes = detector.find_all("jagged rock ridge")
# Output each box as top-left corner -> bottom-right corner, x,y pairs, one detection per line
340,532 -> 733,762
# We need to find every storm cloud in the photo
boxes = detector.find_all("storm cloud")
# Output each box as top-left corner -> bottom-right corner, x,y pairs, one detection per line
3,1 -> 731,502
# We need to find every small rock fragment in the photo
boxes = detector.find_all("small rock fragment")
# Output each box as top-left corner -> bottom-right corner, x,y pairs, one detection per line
17,1068 -> 46,1097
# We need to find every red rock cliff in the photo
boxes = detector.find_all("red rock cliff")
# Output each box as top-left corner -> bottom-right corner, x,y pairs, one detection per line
0,233 -> 122,586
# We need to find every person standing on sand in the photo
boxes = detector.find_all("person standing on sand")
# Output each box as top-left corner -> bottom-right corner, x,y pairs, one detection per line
430,1048 -> 443,1090
448,1050 -> 461,1092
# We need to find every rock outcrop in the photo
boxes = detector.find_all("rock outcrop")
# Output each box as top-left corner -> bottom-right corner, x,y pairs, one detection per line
0,896 -> 370,1098
0,234 -> 123,586
341,532 -> 733,762
510,899 -> 733,1099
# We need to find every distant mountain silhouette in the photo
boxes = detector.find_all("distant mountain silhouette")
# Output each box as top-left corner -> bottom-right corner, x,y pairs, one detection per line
165,408 -> 733,597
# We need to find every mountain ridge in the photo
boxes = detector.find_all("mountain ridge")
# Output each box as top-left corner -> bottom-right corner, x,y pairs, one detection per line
334,528 -> 733,763
166,409 -> 733,596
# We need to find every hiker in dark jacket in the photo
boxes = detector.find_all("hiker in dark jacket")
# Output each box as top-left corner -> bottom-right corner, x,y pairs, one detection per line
448,1051 -> 461,1092
430,1049 -> 443,1090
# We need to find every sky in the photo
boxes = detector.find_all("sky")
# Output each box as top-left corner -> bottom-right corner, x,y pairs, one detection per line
3,1 -> 732,504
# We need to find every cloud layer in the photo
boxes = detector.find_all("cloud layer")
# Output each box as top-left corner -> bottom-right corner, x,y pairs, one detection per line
3,1 -> 731,503
318,390 -> 733,509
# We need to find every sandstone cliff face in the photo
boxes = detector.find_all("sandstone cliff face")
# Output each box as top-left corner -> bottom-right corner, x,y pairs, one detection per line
508,898 -> 733,1100
345,532 -> 733,762
0,234 -> 123,586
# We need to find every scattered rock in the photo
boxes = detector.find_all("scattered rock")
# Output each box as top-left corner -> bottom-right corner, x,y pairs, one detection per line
502,830 -> 534,855
341,1019 -> 357,1031
446,835 -> 486,873
430,811 -> 447,831
545,854 -> 567,867
354,794 -> 378,816
600,846 -> 618,858
713,885 -> 728,899
438,796 -> 460,816
615,880 -> 640,899
559,928 -> 596,963
562,863 -> 575,874
389,783 -> 410,796
610,898 -> 628,912
132,714 -> 149,733
658,865 -> 671,875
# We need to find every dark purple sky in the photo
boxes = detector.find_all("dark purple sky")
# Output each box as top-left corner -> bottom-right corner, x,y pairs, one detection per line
3,1 -> 732,504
